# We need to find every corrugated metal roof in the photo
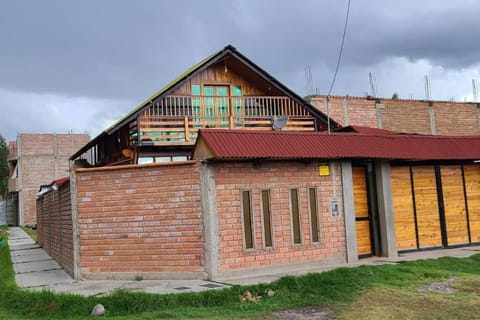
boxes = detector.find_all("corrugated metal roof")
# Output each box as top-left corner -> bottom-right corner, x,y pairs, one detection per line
195,129 -> 480,161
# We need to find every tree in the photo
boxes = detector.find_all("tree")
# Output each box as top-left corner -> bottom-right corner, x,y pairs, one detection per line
0,135 -> 9,199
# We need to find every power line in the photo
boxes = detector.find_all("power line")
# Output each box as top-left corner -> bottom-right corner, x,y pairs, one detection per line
327,0 -> 352,97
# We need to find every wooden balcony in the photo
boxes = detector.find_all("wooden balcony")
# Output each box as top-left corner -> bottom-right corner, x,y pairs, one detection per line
135,95 -> 316,146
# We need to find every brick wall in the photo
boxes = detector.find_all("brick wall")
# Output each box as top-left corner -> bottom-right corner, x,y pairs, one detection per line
36,181 -> 74,276
309,96 -> 480,135
310,96 -> 378,127
74,162 -> 205,279
214,161 -> 345,273
12,133 -> 90,226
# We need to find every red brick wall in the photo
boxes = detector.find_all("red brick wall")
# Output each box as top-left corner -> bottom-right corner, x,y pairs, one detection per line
310,96 -> 480,135
433,102 -> 480,135
75,162 -> 204,278
381,100 -> 433,134
13,133 -> 90,226
36,181 -> 74,276
310,96 -> 378,127
214,161 -> 345,272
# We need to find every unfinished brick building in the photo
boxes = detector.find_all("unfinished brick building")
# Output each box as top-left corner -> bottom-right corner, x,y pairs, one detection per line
8,133 -> 90,226
309,95 -> 480,135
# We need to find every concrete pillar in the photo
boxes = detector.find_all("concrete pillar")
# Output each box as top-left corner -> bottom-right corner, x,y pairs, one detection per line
200,161 -> 220,280
374,160 -> 397,258
342,99 -> 349,125
429,104 -> 436,135
341,160 -> 358,263
476,104 -> 480,130
375,103 -> 385,128
70,170 -> 81,280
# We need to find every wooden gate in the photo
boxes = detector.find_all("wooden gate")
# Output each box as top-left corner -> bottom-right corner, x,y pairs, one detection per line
352,166 -> 373,256
441,166 -> 469,246
392,164 -> 480,251
464,165 -> 480,242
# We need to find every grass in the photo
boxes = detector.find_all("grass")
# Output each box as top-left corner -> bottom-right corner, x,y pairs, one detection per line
1,224 -> 480,319
20,225 -> 37,242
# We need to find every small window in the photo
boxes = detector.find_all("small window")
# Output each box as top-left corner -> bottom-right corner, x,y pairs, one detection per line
289,188 -> 302,245
172,156 -> 188,162
191,84 -> 201,96
308,188 -> 320,243
233,85 -> 242,97
261,189 -> 273,248
241,190 -> 255,250
138,157 -> 154,164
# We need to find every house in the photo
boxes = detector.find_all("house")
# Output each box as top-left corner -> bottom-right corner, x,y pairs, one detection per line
36,45 -> 480,281
70,45 -> 336,167
7,133 -> 90,226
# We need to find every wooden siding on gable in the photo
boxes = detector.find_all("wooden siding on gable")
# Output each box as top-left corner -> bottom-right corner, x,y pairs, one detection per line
173,63 -> 267,96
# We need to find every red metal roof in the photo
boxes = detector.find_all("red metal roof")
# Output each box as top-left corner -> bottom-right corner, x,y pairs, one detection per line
195,129 -> 480,161
333,125 -> 400,135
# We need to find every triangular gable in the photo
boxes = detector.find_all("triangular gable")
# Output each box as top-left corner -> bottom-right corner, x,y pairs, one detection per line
107,44 -> 336,134
71,45 -> 338,160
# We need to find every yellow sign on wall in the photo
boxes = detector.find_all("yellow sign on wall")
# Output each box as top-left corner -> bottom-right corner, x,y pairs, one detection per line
318,163 -> 330,176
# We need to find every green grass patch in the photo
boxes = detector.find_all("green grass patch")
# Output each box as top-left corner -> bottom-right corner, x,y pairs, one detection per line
0,234 -> 479,320
20,226 -> 37,242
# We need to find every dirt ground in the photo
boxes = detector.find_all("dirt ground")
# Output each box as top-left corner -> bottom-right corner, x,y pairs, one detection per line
271,306 -> 332,320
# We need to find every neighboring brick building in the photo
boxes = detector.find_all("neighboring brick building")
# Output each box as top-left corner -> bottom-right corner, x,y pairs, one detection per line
8,133 -> 90,226
309,95 -> 480,135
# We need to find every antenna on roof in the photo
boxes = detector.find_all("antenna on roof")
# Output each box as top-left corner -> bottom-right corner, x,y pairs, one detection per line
369,72 -> 378,97
473,79 -> 478,102
424,75 -> 431,100
305,65 -> 314,95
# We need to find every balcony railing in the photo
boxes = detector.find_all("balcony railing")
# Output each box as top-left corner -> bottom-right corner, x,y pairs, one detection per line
135,95 -> 315,146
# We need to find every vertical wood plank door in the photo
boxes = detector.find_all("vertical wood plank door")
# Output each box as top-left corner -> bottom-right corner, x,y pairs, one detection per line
464,165 -> 480,243
352,167 -> 372,256
391,167 -> 417,250
441,165 -> 469,246
412,166 -> 443,249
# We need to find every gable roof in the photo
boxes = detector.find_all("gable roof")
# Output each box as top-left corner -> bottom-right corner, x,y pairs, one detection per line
71,45 -> 337,160
193,129 -> 480,161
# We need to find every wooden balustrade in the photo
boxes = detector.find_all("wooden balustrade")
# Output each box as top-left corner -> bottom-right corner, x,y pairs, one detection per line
136,95 -> 315,146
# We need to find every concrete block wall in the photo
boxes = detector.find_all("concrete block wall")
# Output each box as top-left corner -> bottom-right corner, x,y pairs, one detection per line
36,181 -> 74,276
74,162 -> 205,279
214,161 -> 346,275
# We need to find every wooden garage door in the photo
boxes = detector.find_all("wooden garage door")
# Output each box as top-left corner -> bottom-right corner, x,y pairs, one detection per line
464,165 -> 480,243
352,167 -> 372,256
441,166 -> 469,246
391,167 -> 417,250
412,166 -> 443,249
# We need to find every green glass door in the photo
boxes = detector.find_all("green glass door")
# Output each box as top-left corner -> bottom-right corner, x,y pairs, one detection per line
203,86 -> 229,127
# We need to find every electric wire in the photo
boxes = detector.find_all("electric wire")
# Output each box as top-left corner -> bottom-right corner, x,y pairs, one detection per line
327,0 -> 351,97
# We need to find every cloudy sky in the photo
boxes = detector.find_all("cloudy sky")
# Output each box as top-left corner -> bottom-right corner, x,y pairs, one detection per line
1,0 -> 480,141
